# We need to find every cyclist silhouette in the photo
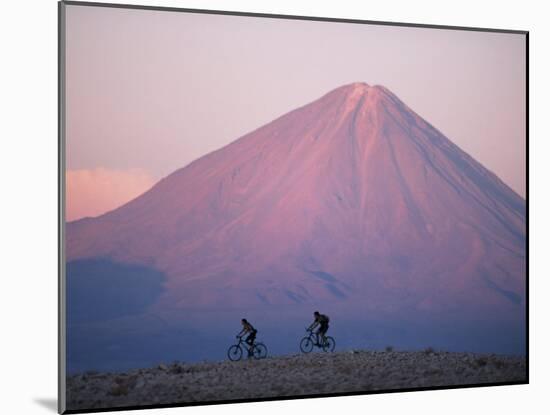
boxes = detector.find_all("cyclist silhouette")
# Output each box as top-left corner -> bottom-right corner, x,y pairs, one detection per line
237,318 -> 257,356
308,311 -> 330,345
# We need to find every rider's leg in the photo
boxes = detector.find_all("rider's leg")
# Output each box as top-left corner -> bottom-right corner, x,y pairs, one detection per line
320,325 -> 328,345
246,333 -> 256,356
245,335 -> 252,355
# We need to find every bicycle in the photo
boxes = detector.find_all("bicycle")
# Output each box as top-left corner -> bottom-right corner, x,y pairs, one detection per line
299,328 -> 336,353
227,336 -> 268,361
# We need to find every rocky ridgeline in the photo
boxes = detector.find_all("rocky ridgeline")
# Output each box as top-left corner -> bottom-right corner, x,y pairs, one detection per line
67,350 -> 526,411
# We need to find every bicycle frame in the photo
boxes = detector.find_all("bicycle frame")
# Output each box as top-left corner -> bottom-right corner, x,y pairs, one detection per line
235,336 -> 256,350
300,328 -> 336,354
306,329 -> 326,346
228,335 -> 268,361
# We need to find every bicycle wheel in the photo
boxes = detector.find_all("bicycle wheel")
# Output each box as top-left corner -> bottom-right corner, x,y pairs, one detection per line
322,336 -> 336,352
227,345 -> 243,361
300,336 -> 314,353
253,343 -> 268,359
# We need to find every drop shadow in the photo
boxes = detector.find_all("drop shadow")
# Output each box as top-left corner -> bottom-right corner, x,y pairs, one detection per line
34,398 -> 57,413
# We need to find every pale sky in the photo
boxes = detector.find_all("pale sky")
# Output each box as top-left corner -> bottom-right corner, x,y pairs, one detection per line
65,4 -> 526,220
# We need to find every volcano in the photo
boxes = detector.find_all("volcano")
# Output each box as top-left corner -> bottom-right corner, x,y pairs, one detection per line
66,83 -> 526,369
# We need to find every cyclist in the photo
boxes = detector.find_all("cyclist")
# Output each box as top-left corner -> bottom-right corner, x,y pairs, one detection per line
237,318 -> 257,356
308,311 -> 330,346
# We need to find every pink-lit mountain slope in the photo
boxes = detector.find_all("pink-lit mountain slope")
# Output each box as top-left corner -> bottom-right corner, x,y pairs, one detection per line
67,83 -> 526,320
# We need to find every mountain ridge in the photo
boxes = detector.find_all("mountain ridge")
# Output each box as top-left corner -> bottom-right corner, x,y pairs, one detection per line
68,82 -> 523,226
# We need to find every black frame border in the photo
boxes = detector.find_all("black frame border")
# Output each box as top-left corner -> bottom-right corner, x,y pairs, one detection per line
58,1 -> 529,414
62,0 -> 528,34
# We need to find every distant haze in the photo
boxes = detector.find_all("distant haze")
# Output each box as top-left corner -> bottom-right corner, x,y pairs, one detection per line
66,168 -> 155,221
65,5 -> 526,221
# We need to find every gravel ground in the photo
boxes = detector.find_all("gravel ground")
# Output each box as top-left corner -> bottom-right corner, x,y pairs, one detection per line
66,350 -> 526,411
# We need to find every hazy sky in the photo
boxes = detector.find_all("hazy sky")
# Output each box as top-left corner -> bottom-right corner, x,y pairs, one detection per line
65,4 -> 526,220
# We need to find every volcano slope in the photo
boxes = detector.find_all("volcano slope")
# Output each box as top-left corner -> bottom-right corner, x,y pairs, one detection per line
65,83 -> 526,372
